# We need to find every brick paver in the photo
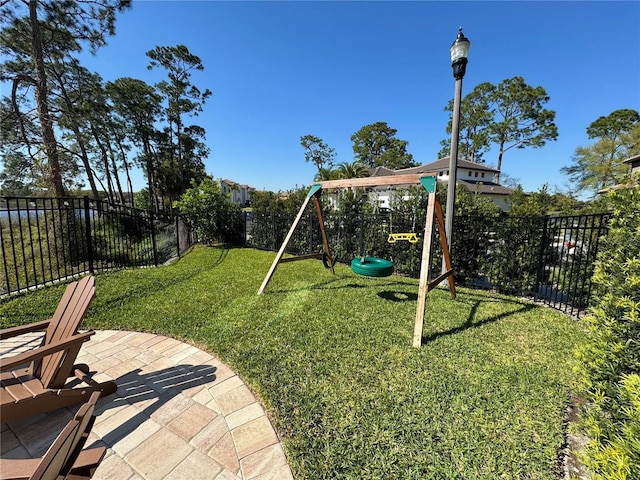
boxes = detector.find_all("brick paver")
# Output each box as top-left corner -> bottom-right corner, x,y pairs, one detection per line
1,330 -> 293,479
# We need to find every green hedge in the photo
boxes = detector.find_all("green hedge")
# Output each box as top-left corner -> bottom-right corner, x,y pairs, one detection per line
574,176 -> 640,479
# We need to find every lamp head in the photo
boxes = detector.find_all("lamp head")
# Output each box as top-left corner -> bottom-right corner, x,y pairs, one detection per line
450,27 -> 470,79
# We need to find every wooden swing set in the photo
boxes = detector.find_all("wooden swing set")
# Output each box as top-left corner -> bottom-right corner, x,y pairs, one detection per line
257,173 -> 456,347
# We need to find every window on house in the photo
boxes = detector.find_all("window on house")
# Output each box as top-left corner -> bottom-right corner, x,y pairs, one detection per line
439,171 -> 443,176
446,170 -> 449,175
468,171 -> 472,176
481,173 -> 485,178
474,172 -> 478,177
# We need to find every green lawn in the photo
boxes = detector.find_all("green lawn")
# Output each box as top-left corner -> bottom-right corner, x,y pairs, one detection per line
0,245 -> 586,479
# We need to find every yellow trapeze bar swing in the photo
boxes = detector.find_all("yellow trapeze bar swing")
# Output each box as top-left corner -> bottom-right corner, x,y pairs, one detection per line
387,233 -> 420,244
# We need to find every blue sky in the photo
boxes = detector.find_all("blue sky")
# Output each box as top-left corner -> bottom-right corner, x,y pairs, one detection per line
76,0 -> 639,194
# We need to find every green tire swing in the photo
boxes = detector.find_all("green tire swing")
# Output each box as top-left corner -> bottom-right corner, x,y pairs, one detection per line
351,256 -> 394,277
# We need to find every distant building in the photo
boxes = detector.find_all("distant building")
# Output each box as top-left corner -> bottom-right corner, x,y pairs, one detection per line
369,158 -> 516,211
625,154 -> 640,175
219,179 -> 254,207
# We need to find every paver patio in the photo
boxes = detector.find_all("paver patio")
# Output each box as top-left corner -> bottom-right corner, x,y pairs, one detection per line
1,329 -> 293,480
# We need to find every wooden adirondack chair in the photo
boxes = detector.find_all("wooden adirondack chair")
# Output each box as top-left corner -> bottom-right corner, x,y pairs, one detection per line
0,391 -> 106,480
0,276 -> 117,423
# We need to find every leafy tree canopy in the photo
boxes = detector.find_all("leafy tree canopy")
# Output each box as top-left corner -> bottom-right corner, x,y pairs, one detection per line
251,186 -> 311,216
561,109 -> 640,196
508,184 -> 588,216
300,135 -> 335,171
0,0 -> 131,196
335,161 -> 369,180
439,77 -> 558,183
438,82 -> 494,162
351,122 -> 416,169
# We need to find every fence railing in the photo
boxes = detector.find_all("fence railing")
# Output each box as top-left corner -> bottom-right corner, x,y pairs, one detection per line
2,196 -> 610,317
534,213 -> 610,316
247,211 -> 611,317
1,196 -> 195,296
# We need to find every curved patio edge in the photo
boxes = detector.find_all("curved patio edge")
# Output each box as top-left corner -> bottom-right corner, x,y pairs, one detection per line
1,329 -> 294,480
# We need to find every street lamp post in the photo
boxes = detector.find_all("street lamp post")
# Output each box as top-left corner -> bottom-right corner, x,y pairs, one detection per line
444,27 -> 470,271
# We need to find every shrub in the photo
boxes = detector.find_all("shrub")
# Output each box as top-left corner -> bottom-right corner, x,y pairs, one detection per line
174,178 -> 243,244
574,175 -> 640,479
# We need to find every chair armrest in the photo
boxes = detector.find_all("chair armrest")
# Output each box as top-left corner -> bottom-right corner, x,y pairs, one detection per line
0,448 -> 105,480
0,319 -> 51,340
0,331 -> 95,372
67,447 -> 107,477
0,457 -> 39,479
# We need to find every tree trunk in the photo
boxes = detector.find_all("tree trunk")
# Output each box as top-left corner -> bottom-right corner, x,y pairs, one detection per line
103,137 -> 121,203
90,123 -> 115,202
49,63 -> 101,199
29,0 -> 64,196
144,138 -> 156,211
116,138 -> 134,205
110,137 -> 127,204
176,117 -> 183,191
70,124 -> 101,198
496,144 -> 505,184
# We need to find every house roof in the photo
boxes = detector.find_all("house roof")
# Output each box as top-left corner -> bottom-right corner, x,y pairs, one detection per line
369,179 -> 515,196
623,154 -> 640,165
457,180 -> 514,196
365,158 -> 509,193
368,166 -> 396,177
221,179 -> 254,190
394,157 -> 499,175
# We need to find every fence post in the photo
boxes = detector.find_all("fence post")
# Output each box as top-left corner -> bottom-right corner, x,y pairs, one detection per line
175,215 -> 180,257
83,196 -> 94,274
272,214 -> 276,251
150,212 -> 158,266
243,211 -> 247,246
533,215 -> 549,302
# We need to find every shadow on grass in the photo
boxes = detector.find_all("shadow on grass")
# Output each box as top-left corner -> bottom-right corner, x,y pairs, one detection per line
377,290 -> 419,302
202,244 -> 232,267
268,276 -> 369,294
422,296 -> 536,344
92,245 -> 237,311
269,276 -> 439,296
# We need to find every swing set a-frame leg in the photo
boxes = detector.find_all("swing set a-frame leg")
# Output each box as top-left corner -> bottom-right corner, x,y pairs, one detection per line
258,185 -> 333,294
413,191 -> 456,348
258,174 -> 455,349
313,193 -> 334,275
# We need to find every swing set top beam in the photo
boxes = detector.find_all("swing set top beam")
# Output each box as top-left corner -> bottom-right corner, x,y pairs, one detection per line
317,172 -> 437,190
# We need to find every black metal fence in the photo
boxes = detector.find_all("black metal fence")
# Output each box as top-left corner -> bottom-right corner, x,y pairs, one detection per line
2,196 -> 610,317
247,211 -> 611,317
1,196 -> 195,296
535,214 -> 610,316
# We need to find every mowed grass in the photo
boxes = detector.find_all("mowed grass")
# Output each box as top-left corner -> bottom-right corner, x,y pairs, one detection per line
0,245 -> 586,479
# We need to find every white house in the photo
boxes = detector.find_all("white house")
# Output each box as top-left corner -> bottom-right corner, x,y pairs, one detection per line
368,158 -> 515,212
219,179 -> 254,207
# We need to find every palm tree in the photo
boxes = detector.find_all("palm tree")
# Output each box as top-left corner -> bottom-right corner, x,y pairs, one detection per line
314,166 -> 340,182
336,161 -> 370,179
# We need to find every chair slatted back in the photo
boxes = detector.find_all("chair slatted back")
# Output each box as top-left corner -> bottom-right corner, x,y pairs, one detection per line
29,392 -> 100,480
35,277 -> 96,389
